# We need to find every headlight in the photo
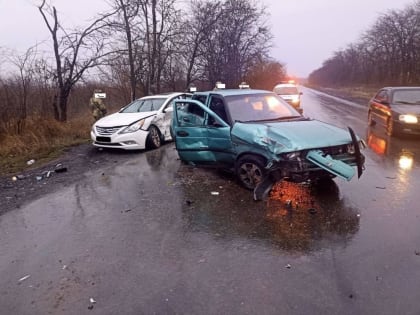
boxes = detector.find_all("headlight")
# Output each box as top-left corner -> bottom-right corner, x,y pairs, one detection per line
399,114 -> 418,124
119,119 -> 146,134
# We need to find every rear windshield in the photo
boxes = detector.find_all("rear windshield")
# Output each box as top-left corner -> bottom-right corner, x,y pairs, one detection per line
273,86 -> 299,95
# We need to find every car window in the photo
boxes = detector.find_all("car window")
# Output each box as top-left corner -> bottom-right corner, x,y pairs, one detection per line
392,89 -> 420,105
209,96 -> 229,125
175,102 -> 205,126
375,90 -> 388,103
225,93 -> 299,122
273,86 -> 299,95
121,98 -> 166,113
192,94 -> 208,105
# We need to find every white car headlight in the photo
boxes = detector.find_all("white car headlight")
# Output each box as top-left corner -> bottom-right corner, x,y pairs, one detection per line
119,119 -> 146,134
399,114 -> 418,124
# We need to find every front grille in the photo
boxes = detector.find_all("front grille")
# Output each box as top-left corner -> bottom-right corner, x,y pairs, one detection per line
96,126 -> 122,136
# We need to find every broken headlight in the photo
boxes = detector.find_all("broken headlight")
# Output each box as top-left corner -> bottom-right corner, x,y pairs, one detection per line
281,151 -> 302,160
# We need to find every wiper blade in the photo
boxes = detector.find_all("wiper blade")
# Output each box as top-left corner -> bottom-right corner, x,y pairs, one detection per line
236,116 -> 304,123
263,116 -> 303,122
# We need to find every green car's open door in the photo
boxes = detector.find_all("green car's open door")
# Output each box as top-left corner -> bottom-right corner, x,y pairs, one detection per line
172,100 -> 234,165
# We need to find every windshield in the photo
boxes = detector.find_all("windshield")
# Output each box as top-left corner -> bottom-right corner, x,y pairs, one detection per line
273,86 -> 299,95
392,90 -> 420,105
225,93 -> 300,122
120,98 -> 166,113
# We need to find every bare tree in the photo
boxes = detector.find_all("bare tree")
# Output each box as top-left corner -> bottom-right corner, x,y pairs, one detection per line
38,0 -> 117,121
8,47 -> 38,133
197,0 -> 272,87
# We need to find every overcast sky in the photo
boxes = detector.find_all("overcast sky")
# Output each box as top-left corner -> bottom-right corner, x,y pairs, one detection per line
0,0 -> 416,77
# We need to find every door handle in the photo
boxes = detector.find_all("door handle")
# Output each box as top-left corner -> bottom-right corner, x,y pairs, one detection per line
177,130 -> 189,137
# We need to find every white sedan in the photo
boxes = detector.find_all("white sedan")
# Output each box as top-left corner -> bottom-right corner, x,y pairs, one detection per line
91,92 -> 191,150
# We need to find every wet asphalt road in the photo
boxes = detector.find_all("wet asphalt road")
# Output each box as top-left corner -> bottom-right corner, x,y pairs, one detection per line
1,88 -> 420,315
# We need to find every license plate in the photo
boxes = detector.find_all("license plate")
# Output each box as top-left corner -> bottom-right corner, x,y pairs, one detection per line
96,136 -> 111,143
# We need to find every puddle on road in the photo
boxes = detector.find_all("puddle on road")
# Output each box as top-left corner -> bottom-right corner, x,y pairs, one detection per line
178,166 -> 360,253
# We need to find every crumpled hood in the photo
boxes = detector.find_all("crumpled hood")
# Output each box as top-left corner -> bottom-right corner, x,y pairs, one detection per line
94,111 -> 156,127
391,104 -> 420,115
231,120 -> 353,154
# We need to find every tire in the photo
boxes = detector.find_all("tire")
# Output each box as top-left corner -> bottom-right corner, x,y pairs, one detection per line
146,125 -> 162,149
386,118 -> 394,136
235,155 -> 267,190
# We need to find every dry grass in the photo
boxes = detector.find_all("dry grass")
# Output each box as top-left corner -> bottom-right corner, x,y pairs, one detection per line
0,115 -> 93,175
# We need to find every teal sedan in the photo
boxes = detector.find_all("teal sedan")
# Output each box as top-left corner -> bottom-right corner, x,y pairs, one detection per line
171,89 -> 365,200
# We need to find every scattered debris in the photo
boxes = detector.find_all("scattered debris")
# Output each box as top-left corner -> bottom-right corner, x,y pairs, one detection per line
18,275 -> 31,282
415,251 -> 420,256
198,259 -> 206,263
356,214 -> 361,217
124,209 -> 132,213
26,159 -> 35,166
12,176 -> 17,181
285,264 -> 291,269
62,265 -> 67,270
36,176 -> 43,181
375,186 -> 386,190
185,200 -> 193,206
88,297 -> 96,310
55,167 -> 68,173
16,175 -> 25,180
349,294 -> 354,299
211,191 -> 219,195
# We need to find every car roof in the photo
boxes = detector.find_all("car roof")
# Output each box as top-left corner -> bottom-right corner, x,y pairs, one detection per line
274,83 -> 297,88
194,89 -> 273,97
139,92 -> 189,99
381,86 -> 420,91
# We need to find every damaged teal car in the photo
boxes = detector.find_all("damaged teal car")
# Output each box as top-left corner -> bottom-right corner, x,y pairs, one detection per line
171,89 -> 365,200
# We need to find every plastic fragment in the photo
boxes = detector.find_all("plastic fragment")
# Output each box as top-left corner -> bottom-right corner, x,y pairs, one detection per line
285,264 -> 291,269
19,275 -> 31,282
55,167 -> 68,173
90,298 -> 96,304
211,191 -> 219,195
26,159 -> 35,165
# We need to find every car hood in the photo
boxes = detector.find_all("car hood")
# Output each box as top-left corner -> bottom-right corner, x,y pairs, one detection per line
95,111 -> 157,127
391,104 -> 420,114
231,119 -> 352,154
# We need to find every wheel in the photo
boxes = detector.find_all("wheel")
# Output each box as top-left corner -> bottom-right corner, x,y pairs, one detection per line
146,125 -> 162,149
235,155 -> 267,190
386,118 -> 394,136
